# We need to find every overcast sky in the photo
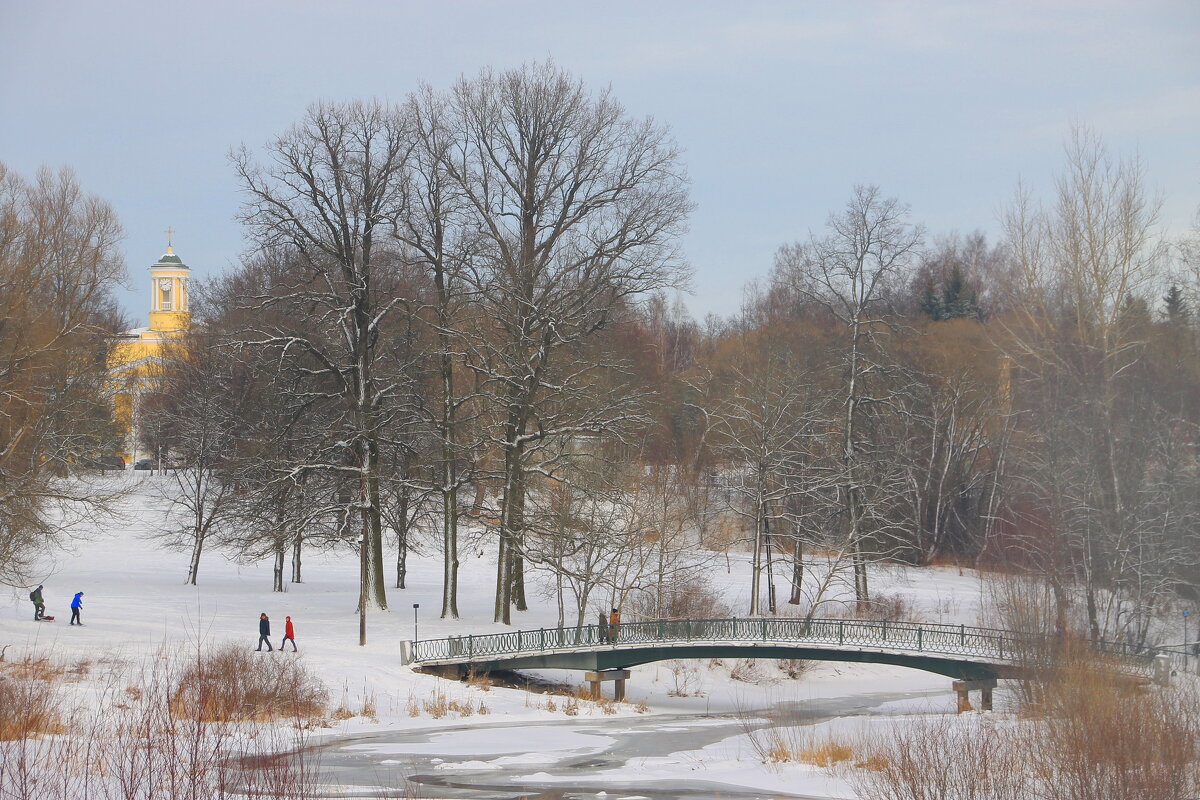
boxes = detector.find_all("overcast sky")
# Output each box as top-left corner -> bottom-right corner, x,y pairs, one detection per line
2,1 -> 1197,321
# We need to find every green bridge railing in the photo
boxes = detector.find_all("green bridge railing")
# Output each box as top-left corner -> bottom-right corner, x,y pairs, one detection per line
410,617 -> 1156,677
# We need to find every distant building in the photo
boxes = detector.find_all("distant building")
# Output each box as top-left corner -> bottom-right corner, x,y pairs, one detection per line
106,233 -> 191,461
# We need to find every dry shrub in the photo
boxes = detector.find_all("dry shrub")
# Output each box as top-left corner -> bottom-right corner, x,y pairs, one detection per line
852,716 -> 1030,800
563,696 -> 579,716
634,699 -> 650,713
729,658 -> 768,683
171,643 -> 328,723
743,718 -> 855,767
626,577 -> 732,621
858,592 -> 915,623
0,652 -> 320,799
666,660 -> 702,696
0,673 -> 63,740
777,658 -> 812,679
1029,665 -> 1199,800
851,668 -> 1200,800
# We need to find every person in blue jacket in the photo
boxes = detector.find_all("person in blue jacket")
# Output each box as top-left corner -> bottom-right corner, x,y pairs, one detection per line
257,613 -> 273,651
69,592 -> 84,625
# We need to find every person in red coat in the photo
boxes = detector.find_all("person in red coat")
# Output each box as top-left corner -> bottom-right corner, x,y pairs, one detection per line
280,615 -> 298,652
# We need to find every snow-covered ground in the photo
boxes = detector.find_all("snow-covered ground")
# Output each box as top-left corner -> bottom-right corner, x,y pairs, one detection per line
1,473 -> 1004,799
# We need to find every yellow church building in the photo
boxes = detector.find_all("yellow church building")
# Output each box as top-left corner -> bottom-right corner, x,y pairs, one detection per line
107,234 -> 192,462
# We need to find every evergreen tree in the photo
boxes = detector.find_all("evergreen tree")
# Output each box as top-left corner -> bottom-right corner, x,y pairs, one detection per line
940,263 -> 978,319
1163,283 -> 1190,323
918,277 -> 943,320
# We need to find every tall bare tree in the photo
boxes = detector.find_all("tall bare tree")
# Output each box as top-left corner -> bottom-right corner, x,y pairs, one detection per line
440,62 -> 692,623
231,101 -> 414,630
392,86 -> 484,618
1000,127 -> 1168,640
774,185 -> 923,607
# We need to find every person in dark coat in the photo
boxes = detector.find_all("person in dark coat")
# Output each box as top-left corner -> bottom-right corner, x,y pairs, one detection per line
69,592 -> 84,625
279,615 -> 297,652
257,613 -> 273,651
609,607 -> 621,642
598,610 -> 610,643
30,585 -> 45,620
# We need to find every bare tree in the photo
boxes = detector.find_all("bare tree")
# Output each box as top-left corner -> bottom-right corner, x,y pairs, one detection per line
774,185 -> 923,607
141,333 -> 242,585
705,348 -> 820,616
999,127 -> 1169,640
392,86 -> 485,618
231,101 -> 415,631
440,62 -> 692,623
0,163 -> 126,585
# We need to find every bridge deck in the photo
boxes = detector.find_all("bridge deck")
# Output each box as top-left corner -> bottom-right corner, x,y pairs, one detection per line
403,617 -> 1154,682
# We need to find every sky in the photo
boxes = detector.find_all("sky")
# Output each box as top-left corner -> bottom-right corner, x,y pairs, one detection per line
2,0 -> 1198,322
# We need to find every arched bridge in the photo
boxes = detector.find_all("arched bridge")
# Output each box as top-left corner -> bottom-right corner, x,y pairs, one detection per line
402,617 -> 1157,684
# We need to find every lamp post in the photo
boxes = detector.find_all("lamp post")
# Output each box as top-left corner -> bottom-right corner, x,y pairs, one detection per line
413,603 -> 420,642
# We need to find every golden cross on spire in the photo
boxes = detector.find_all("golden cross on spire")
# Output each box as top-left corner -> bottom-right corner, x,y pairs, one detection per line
163,226 -> 176,248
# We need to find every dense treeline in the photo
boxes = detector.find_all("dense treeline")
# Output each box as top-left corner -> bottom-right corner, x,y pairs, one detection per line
0,163 -> 126,584
4,64 -> 1197,648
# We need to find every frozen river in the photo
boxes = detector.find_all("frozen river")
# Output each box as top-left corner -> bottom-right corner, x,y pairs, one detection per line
305,688 -> 939,799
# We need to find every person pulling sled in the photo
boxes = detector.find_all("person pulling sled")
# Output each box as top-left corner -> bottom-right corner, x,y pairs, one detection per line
29,585 -> 45,621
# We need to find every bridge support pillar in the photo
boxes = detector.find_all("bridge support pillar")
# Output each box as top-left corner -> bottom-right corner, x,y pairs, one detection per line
952,679 -> 996,713
585,669 -> 630,701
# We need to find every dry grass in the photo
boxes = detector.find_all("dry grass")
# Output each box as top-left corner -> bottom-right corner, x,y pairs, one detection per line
0,650 -> 321,798
171,643 -> 328,723
799,740 -> 855,767
0,673 -> 64,740
2,653 -> 68,682
465,668 -> 493,692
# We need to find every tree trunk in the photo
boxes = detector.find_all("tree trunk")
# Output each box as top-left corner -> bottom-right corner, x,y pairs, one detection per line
396,494 -> 409,590
749,493 -> 764,616
358,522 -> 369,646
438,281 -> 461,618
764,507 -> 776,615
273,545 -> 285,592
512,547 -> 527,612
789,534 -> 804,605
291,534 -> 302,583
186,532 -> 204,586
367,463 -> 388,609
495,418 -> 526,624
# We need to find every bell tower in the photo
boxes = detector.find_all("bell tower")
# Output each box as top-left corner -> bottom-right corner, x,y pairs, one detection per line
147,227 -> 191,333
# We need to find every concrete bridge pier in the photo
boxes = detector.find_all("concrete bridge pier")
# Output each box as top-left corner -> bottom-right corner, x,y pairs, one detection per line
952,678 -> 996,713
585,669 -> 630,701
